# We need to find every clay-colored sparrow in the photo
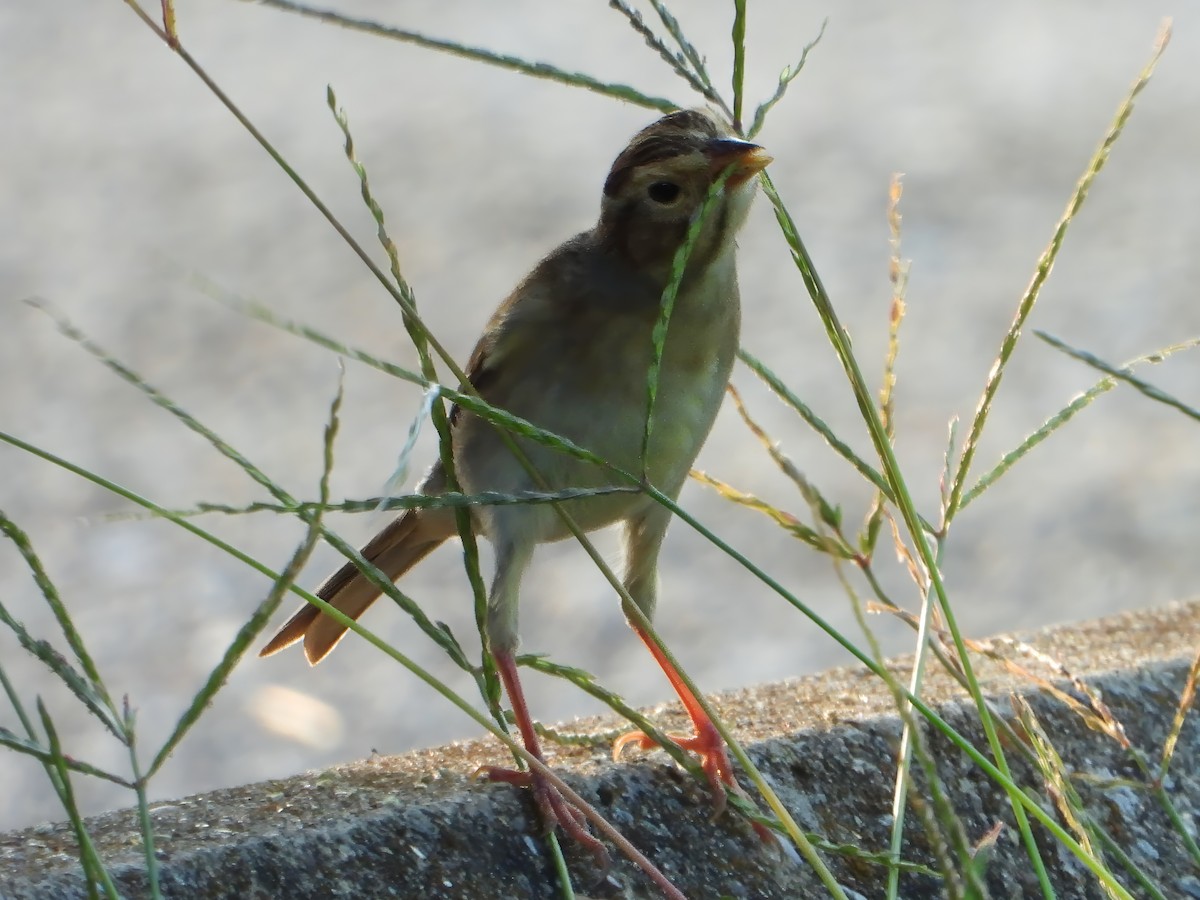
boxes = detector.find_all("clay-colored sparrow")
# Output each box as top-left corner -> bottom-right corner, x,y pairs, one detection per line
262,108 -> 771,850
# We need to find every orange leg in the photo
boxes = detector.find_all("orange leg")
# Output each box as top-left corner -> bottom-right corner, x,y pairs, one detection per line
612,624 -> 736,814
613,624 -> 775,843
477,650 -> 609,865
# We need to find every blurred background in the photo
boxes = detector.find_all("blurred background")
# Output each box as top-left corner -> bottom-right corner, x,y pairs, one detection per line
2,1 -> 1197,832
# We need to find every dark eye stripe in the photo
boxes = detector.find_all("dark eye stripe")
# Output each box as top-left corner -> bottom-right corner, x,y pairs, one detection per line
604,136 -> 694,196
603,110 -> 726,196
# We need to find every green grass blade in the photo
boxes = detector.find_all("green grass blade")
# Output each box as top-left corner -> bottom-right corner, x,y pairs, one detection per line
609,0 -> 717,111
327,86 -> 434,379
112,486 -> 642,521
738,347 -> 906,514
31,299 -> 476,671
0,514 -> 111,705
864,175 -> 908,557
642,168 -> 733,479
730,0 -> 747,130
691,468 -> 848,555
1036,331 -> 1200,422
945,24 -> 1171,522
148,373 -> 342,777
747,19 -> 826,139
247,0 -> 676,113
647,0 -> 729,119
758,166 -> 1055,892
726,383 -> 846,535
0,517 -> 124,740
326,84 -> 500,732
0,725 -> 132,787
122,699 -> 162,899
962,336 -> 1200,511
37,699 -> 120,900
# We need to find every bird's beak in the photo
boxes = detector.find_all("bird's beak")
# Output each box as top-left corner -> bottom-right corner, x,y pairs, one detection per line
706,137 -> 772,187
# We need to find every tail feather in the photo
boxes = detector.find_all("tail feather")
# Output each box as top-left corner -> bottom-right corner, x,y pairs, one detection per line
259,508 -> 453,665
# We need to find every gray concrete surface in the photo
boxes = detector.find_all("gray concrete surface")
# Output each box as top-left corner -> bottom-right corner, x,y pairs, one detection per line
2,2 -> 1199,834
3,601 -> 1199,898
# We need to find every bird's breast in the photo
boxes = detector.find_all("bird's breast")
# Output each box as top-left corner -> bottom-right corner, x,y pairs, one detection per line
451,256 -> 740,538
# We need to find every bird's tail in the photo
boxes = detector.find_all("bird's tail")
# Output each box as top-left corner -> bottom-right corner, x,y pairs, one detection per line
259,508 -> 455,665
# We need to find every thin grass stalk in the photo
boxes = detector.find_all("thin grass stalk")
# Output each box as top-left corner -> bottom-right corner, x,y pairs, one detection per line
0,660 -> 126,785
149,372 -> 343,776
654,487 -> 1137,895
824,522 -> 976,895
1148,777 -> 1200,871
867,174 -> 907,558
0,665 -> 125,900
919,624 -> 1200,877
31,300 -> 477,673
120,1 -> 466,395
212,284 -> 1129,887
4,428 -> 681,893
1128,745 -> 1200,876
325,85 -> 503,727
0,730 -> 127,786
730,0 -> 747,130
0,429 -> 428,698
690,468 -> 847,555
1015,698 -> 1151,900
608,0 -> 717,111
888,540 -> 945,899
1024,694 -> 1174,898
825,535 -> 964,897
747,20 -> 826,140
985,627 -> 1200,870
759,170 -> 1055,893
643,168 -> 734,478
946,24 -> 1171,521
1161,644 -> 1200,784
961,336 -> 1200,510
38,700 -> 118,900
737,347 -> 901,510
0,516 -> 110,706
646,0 -> 731,120
243,0 -> 676,113
1088,828 -> 1168,900
3,390 -> 1130,892
115,486 -> 640,522
520,655 -> 705,782
1036,331 -> 1200,422
0,513 -> 123,739
124,703 -> 162,900
0,665 -> 40,757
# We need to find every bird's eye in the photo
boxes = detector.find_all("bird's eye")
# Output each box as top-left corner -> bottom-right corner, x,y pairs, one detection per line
647,181 -> 681,204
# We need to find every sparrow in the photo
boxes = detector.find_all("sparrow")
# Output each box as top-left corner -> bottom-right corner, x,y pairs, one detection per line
261,108 -> 771,851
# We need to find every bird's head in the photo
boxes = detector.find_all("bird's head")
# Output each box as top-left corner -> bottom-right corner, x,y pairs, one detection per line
597,109 -> 771,284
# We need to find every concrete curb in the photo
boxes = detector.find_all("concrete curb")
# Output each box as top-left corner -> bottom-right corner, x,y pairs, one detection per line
3,601 -> 1199,898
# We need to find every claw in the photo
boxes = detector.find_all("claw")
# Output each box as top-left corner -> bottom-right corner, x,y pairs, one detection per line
612,721 -> 731,818
478,764 -> 609,866
612,721 -> 781,845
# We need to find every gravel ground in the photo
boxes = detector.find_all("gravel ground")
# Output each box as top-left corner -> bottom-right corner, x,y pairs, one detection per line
2,2 -> 1197,832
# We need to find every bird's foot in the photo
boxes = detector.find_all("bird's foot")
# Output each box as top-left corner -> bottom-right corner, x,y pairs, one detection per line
612,721 -> 775,843
612,718 -> 732,815
477,764 -> 609,866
